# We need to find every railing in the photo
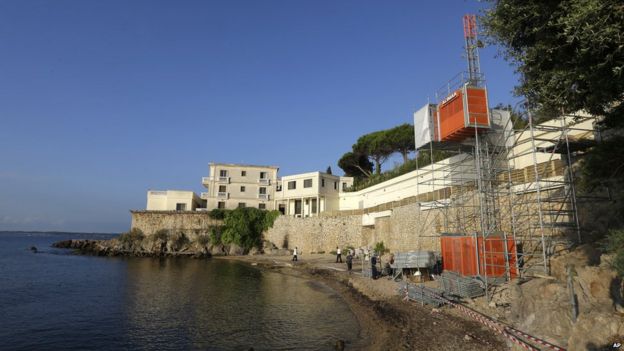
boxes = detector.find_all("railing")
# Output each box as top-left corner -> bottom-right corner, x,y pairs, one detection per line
218,176 -> 230,183
217,192 -> 229,199
258,193 -> 270,201
200,192 -> 209,199
258,178 -> 270,185
148,191 -> 167,195
201,177 -> 210,184
195,208 -> 209,211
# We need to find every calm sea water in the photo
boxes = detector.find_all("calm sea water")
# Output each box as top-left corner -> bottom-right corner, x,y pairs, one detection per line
0,232 -> 360,350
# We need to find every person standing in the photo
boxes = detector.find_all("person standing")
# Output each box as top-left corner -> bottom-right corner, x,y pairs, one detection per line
336,246 -> 342,263
346,252 -> 353,274
292,247 -> 298,262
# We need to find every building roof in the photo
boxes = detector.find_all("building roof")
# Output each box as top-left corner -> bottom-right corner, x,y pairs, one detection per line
209,162 -> 279,170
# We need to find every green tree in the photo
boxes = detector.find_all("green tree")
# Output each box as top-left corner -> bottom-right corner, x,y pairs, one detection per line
482,0 -> 624,129
338,151 -> 373,179
387,124 -> 415,163
221,208 -> 280,250
354,130 -> 394,175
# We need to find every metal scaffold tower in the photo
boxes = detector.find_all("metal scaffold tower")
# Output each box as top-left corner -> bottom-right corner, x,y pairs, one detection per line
410,14 -> 598,294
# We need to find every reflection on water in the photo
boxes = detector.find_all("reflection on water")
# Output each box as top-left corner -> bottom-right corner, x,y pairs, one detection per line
123,258 -> 360,350
0,233 -> 360,351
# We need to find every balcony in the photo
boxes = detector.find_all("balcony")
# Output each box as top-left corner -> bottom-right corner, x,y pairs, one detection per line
258,178 -> 270,185
202,177 -> 210,184
200,192 -> 209,199
195,208 -> 209,212
218,176 -> 230,183
258,193 -> 270,201
217,192 -> 229,199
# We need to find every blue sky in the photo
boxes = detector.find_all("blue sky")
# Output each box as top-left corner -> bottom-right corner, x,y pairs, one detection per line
0,0 -> 520,233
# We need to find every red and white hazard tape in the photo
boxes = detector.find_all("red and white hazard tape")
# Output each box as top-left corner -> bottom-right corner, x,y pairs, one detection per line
504,326 -> 565,351
401,285 -> 566,351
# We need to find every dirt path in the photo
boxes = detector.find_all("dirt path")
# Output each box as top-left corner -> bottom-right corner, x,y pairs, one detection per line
218,254 -> 508,350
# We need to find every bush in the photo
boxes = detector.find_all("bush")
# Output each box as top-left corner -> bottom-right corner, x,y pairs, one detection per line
153,229 -> 170,242
209,226 -> 222,245
118,228 -> 145,243
172,232 -> 189,247
374,241 -> 389,255
221,208 -> 280,250
197,235 -> 210,246
209,208 -> 229,220
603,229 -> 624,278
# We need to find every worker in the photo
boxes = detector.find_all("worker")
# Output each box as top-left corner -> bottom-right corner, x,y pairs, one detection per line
292,247 -> 298,262
371,254 -> 378,279
336,246 -> 342,263
346,252 -> 353,274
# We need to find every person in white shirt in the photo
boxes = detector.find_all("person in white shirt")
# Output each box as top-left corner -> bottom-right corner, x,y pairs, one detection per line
335,246 -> 342,263
292,247 -> 298,262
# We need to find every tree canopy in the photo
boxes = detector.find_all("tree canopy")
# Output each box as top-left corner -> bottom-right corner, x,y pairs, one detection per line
387,124 -> 415,163
482,0 -> 624,128
338,151 -> 373,179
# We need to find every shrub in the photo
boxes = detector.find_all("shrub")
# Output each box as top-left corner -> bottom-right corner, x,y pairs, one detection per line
118,228 -> 145,243
603,229 -> 624,278
173,232 -> 189,247
209,226 -> 222,245
153,229 -> 170,242
209,208 -> 229,220
197,235 -> 210,246
221,208 -> 280,250
374,241 -> 389,255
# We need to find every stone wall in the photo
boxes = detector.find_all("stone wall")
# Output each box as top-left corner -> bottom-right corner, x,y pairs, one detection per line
130,211 -> 222,240
264,202 -> 446,254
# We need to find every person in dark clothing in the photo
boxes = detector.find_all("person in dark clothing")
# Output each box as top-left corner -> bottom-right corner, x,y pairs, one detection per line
371,255 -> 378,279
346,252 -> 353,274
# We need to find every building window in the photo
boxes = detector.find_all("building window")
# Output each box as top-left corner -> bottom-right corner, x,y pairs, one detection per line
240,186 -> 246,192
217,202 -> 225,209
259,203 -> 266,210
219,170 -> 228,177
176,203 -> 187,211
342,182 -> 347,191
219,185 -> 227,192
321,178 -> 325,187
260,171 -> 267,179
312,198 -> 317,213
238,202 -> 246,208
259,187 -> 267,195
304,179 -> 313,188
241,171 -> 246,176
276,185 -> 282,192
288,181 -> 296,190
334,181 -> 337,190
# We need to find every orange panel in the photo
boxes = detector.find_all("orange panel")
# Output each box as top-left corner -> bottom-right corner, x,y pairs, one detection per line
437,89 -> 465,141
441,235 -> 517,278
466,87 -> 489,127
437,86 -> 490,142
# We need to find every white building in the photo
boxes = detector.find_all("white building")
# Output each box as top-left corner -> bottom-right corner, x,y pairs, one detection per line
146,190 -> 202,211
274,172 -> 354,217
201,163 -> 279,210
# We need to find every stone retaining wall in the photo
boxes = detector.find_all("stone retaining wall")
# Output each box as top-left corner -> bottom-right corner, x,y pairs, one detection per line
130,211 -> 222,240
264,202 -> 445,254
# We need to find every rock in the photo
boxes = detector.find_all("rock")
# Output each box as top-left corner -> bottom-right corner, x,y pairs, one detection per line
335,340 -> 345,351
228,244 -> 245,256
30,246 -> 38,253
248,247 -> 262,255
210,244 -> 226,256
464,334 -> 472,341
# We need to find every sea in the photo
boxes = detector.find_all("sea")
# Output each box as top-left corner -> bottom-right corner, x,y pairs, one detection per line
0,232 -> 361,350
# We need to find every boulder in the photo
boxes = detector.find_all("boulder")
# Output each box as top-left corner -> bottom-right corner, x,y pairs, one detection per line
228,244 -> 245,256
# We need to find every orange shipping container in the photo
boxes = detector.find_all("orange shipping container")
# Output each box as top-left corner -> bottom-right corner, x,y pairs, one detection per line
436,85 -> 490,142
440,234 -> 517,279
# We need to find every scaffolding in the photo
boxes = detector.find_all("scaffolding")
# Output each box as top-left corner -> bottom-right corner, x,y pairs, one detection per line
413,106 -> 597,289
